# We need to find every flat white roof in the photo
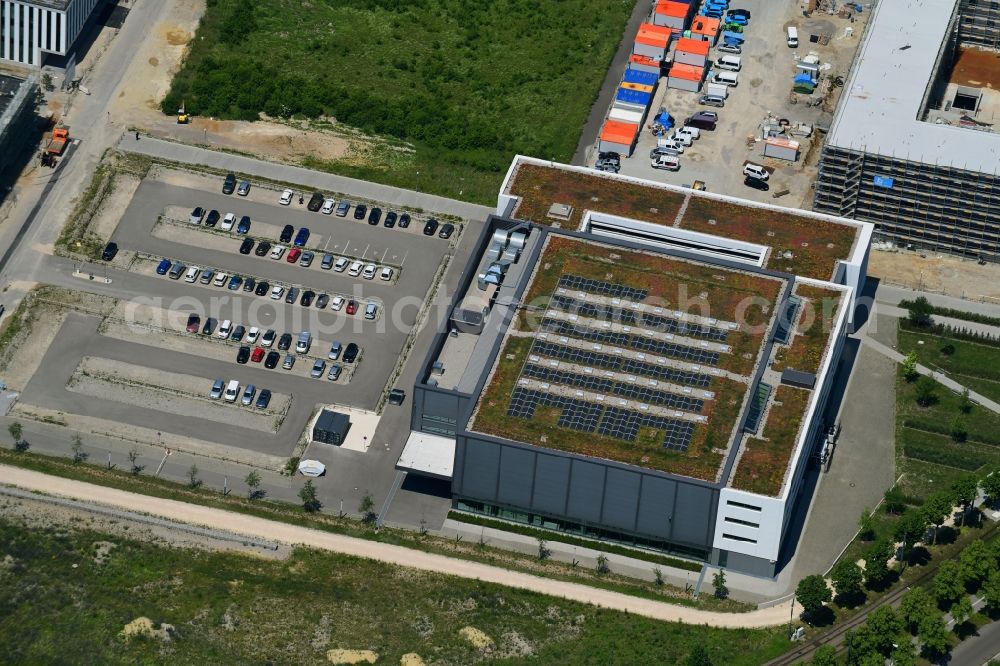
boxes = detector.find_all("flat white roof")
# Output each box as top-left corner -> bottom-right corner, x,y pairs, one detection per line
397,431 -> 456,480
827,0 -> 1000,174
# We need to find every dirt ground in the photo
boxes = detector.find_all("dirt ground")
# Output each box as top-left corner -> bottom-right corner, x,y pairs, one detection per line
950,48 -> 1000,89
868,248 -> 1000,302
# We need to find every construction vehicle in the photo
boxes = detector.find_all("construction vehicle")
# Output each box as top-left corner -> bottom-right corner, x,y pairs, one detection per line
177,102 -> 189,124
44,126 -> 69,155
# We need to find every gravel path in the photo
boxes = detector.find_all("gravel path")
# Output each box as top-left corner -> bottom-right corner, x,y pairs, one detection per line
0,464 -> 794,628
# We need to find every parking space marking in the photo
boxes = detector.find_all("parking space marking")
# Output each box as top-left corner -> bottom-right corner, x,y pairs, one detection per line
400,251 -> 408,266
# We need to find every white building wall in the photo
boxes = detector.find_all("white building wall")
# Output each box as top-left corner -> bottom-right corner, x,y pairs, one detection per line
0,0 -> 100,66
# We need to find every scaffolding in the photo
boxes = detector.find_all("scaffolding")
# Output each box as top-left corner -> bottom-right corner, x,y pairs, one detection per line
958,0 -> 1000,50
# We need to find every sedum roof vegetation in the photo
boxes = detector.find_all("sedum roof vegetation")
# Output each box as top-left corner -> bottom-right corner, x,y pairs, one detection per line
507,162 -> 860,281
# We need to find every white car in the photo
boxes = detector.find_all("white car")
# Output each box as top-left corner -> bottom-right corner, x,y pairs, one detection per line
246,326 -> 260,344
651,154 -> 680,171
220,213 -> 236,231
183,266 -> 200,283
743,163 -> 769,180
676,126 -> 701,141
671,131 -> 693,147
213,272 -> 228,287
270,245 -> 286,260
321,198 -> 336,215
362,263 -> 377,280
279,189 -> 293,205
657,138 -> 684,154
270,285 -> 284,300
217,319 -> 232,339
380,266 -> 394,281
348,260 -> 363,277
330,296 -> 345,311
333,257 -> 349,272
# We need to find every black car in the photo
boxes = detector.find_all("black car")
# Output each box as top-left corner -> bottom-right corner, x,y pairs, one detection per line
307,192 -> 324,212
255,389 -> 272,409
205,209 -> 221,227
598,151 -> 621,165
222,172 -> 237,194
316,293 -> 329,309
285,287 -> 300,304
388,389 -> 406,405
728,8 -> 750,19
422,218 -> 439,236
277,333 -> 292,351
101,242 -> 118,262
201,317 -> 217,335
264,351 -> 281,369
239,238 -> 255,254
744,176 -> 770,191
368,207 -> 382,225
343,343 -> 359,363
232,325 -> 246,341
383,211 -> 397,228
279,224 -> 294,243
398,213 -> 411,229
236,346 -> 251,364
300,290 -> 315,307
353,204 -> 367,220
243,276 -> 256,292
255,281 -> 270,296
438,223 -> 455,239
255,241 -> 271,257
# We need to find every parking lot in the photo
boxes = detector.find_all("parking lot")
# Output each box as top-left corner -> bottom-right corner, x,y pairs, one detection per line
608,0 -> 870,208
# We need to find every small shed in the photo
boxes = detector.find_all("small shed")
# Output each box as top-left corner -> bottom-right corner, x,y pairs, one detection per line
674,37 -> 710,67
634,23 -> 672,60
690,16 -> 721,44
764,137 -> 800,162
781,368 -> 816,390
598,120 -> 640,157
666,62 -> 705,92
629,53 -> 662,75
313,410 -> 351,445
653,0 -> 692,30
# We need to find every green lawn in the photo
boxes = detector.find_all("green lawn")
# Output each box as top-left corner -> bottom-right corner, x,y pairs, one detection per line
0,518 -> 790,665
897,326 -> 1000,403
163,0 -> 635,203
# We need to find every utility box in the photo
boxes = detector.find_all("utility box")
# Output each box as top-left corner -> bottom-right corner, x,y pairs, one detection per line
313,410 -> 351,445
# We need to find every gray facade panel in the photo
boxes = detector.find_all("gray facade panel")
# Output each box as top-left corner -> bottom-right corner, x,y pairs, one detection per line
565,460 -> 606,523
672,483 -> 715,547
496,446 -> 535,507
530,454 -> 570,515
636,475 -> 676,538
601,467 -> 641,532
459,439 -> 500,501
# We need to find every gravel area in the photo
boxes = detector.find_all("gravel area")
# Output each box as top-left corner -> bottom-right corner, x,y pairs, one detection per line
92,173 -> 141,241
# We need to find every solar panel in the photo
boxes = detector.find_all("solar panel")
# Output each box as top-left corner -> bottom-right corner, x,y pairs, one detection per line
531,340 -> 623,371
522,363 -> 616,393
596,407 -> 695,451
507,386 -> 604,434
620,358 -> 712,388
612,382 -> 704,412
558,274 -> 649,302
549,294 -> 728,342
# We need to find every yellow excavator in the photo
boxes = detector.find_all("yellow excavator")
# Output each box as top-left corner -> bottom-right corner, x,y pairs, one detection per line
177,101 -> 189,124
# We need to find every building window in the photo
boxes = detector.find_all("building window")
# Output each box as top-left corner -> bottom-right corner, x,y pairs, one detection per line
726,500 -> 762,512
723,533 -> 757,544
724,516 -> 760,528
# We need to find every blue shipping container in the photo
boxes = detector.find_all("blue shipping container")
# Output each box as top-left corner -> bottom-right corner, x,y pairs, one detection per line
622,69 -> 660,87
616,88 -> 652,107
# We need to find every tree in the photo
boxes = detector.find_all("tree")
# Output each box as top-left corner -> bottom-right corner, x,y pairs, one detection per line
358,493 -> 376,524
830,560 -> 864,604
922,491 -> 953,545
71,434 -> 87,463
864,540 -> 895,590
917,612 -> 950,658
934,560 -> 966,606
907,296 -> 934,327
950,594 -> 974,629
950,416 -> 968,442
40,72 -> 54,91
959,539 -> 991,586
8,421 -> 22,448
712,568 -> 728,599
900,587 -> 937,633
849,606 -> 902,663
894,509 -> 928,562
684,645 -> 712,666
952,475 -> 979,526
810,645 -> 838,666
959,387 -> 973,414
890,642 -> 917,666
537,539 -> 551,561
127,447 -> 144,475
796,574 -> 832,621
187,464 -> 202,489
914,376 -> 937,406
901,351 -> 920,382
982,472 -> 1000,507
857,507 -> 875,540
982,569 -> 1000,611
245,470 -> 264,500
595,554 -> 610,575
298,480 -> 321,512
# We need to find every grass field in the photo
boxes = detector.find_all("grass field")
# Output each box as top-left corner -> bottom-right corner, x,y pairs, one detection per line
897,325 -> 1000,403
0,517 -> 791,665
163,0 -> 635,203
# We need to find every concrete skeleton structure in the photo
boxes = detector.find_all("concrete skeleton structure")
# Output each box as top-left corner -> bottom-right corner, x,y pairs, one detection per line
0,72 -> 36,173
814,0 -> 1000,261
400,156 -> 873,576
0,0 -> 101,66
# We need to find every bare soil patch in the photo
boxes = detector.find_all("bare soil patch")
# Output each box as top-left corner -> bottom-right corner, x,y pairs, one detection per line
869,249 -> 1000,301
950,48 -> 1000,89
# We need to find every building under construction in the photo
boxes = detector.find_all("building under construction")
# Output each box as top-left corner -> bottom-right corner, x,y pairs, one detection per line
0,73 -> 37,175
814,0 -> 1000,261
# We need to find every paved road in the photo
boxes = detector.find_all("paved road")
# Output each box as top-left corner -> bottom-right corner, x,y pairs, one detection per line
0,464 -> 797,628
120,136 -> 495,222
949,615 -> 1000,666
876,284 -> 1000,319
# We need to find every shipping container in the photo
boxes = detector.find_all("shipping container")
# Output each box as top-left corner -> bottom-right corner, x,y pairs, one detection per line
608,106 -> 646,125
666,62 -> 705,92
690,16 -> 721,44
629,53 -> 663,75
623,68 -> 660,87
653,0 -> 693,30
598,120 -> 640,157
616,87 -> 652,108
764,137 -> 800,162
620,82 -> 655,94
634,23 -> 672,60
674,37 -> 710,67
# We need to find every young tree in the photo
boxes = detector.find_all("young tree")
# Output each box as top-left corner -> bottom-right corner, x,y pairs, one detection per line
934,560 -> 966,606
358,493 -> 376,524
809,645 -> 838,666
830,559 -> 864,603
914,376 -> 937,406
952,475 -> 979,526
950,416 -> 968,443
907,296 -> 934,327
127,447 -> 144,475
187,464 -> 202,489
796,574 -> 832,621
70,434 -> 87,463
857,507 -> 876,541
950,594 -> 974,629
245,470 -> 263,500
595,554 -> 610,575
959,539 -> 991,586
712,568 -> 728,599
922,491 -> 954,545
684,645 -> 712,666
959,387 -> 973,414
653,566 -> 664,586
894,509 -> 928,562
298,480 -> 321,512
8,421 -> 22,448
900,587 -> 937,633
537,539 -> 551,561
901,351 -> 920,382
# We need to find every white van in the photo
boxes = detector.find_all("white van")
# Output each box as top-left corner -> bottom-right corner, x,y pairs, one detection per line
651,154 -> 680,171
712,71 -> 739,87
676,126 -> 701,141
716,55 -> 741,71
743,163 -> 770,181
670,131 -> 693,147
217,319 -> 233,339
223,380 -> 240,402
787,26 -> 799,48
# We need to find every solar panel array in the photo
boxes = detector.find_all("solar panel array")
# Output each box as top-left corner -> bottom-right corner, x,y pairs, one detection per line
509,388 -> 695,451
542,318 -> 721,366
558,274 -> 649,302
620,358 -> 713,387
531,340 -> 623,372
523,362 -> 704,412
522,363 -> 615,393
549,294 -> 729,342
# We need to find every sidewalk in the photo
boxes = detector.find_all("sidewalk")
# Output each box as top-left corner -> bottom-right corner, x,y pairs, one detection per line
118,135 -> 495,222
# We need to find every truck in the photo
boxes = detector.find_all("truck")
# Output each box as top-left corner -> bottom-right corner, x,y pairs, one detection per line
44,127 -> 69,155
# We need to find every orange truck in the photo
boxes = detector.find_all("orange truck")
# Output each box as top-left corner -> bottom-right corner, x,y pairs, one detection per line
44,127 -> 69,155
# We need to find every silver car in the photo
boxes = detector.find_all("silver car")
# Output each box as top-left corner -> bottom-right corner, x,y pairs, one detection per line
310,359 -> 326,378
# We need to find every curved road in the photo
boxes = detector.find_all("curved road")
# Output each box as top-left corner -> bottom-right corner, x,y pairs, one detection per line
0,464 -> 793,629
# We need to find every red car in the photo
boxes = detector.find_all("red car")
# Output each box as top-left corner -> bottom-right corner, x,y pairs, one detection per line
251,346 -> 266,363
186,313 -> 201,333
286,248 -> 302,263
346,300 -> 358,315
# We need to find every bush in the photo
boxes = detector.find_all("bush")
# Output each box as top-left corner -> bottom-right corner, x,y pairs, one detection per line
951,416 -> 968,443
915,376 -> 938,407
906,297 -> 934,327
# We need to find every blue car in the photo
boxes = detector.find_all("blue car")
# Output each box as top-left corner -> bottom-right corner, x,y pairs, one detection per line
228,275 -> 243,290
726,14 -> 748,25
293,227 -> 310,247
237,215 -> 251,234
156,258 -> 172,275
702,9 -> 723,19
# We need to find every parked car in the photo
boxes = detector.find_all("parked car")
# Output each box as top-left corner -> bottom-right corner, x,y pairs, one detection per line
744,175 -> 770,191
364,302 -> 378,320
343,343 -> 359,363
264,351 -> 280,369
189,207 -> 205,224
380,266 -> 393,281
650,146 -> 680,159
285,287 -> 300,304
368,207 -> 382,225
184,266 -> 200,283
242,276 -> 256,292
718,43 -> 742,55
201,317 -> 217,335
334,257 -> 349,272
300,251 -> 314,267
346,300 -> 358,315
327,364 -> 342,381
348,260 -> 363,276
205,209 -> 220,227
199,269 -> 215,285
283,246 -> 299,264
241,384 -> 256,406
657,138 -> 685,154
237,216 -> 251,234
217,320 -> 233,339
102,242 -> 118,262
277,333 -> 292,351
330,296 -> 345,311
251,347 -> 266,363
279,224 -> 294,243
210,378 -> 225,400
362,263 -> 377,280
384,211 -> 397,228
227,275 -> 243,290
310,359 -> 327,378
439,223 -> 455,239
296,331 -> 312,353
279,189 -> 293,205
336,200 -> 351,217
212,272 -> 228,287
651,154 -> 681,171
236,346 -> 251,364
293,227 -> 310,247
254,281 -> 270,296
237,180 -> 251,196
168,263 -> 186,279
388,389 -> 406,405
232,325 -> 246,341
156,258 -> 172,275
224,380 -> 240,402
743,163 -> 769,180
270,285 -> 284,300
321,254 -> 334,270
316,293 -> 329,309
321,198 -> 336,215
328,341 -> 342,360
255,389 -> 272,409
422,218 -> 439,236
270,245 -> 286,260
222,173 -> 236,194
307,192 -> 324,212
186,313 -> 201,333
699,94 -> 726,107
353,204 -> 367,220
239,238 -> 255,254
282,354 -> 295,370
728,8 -> 750,20
398,213 -> 411,229
220,213 -> 236,231
255,241 -> 271,257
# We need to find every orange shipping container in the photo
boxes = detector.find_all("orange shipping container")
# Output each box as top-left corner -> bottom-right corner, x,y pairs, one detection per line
668,62 -> 705,82
675,37 -> 709,56
600,120 -> 639,145
620,82 -> 655,94
655,0 -> 691,19
691,16 -> 721,38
